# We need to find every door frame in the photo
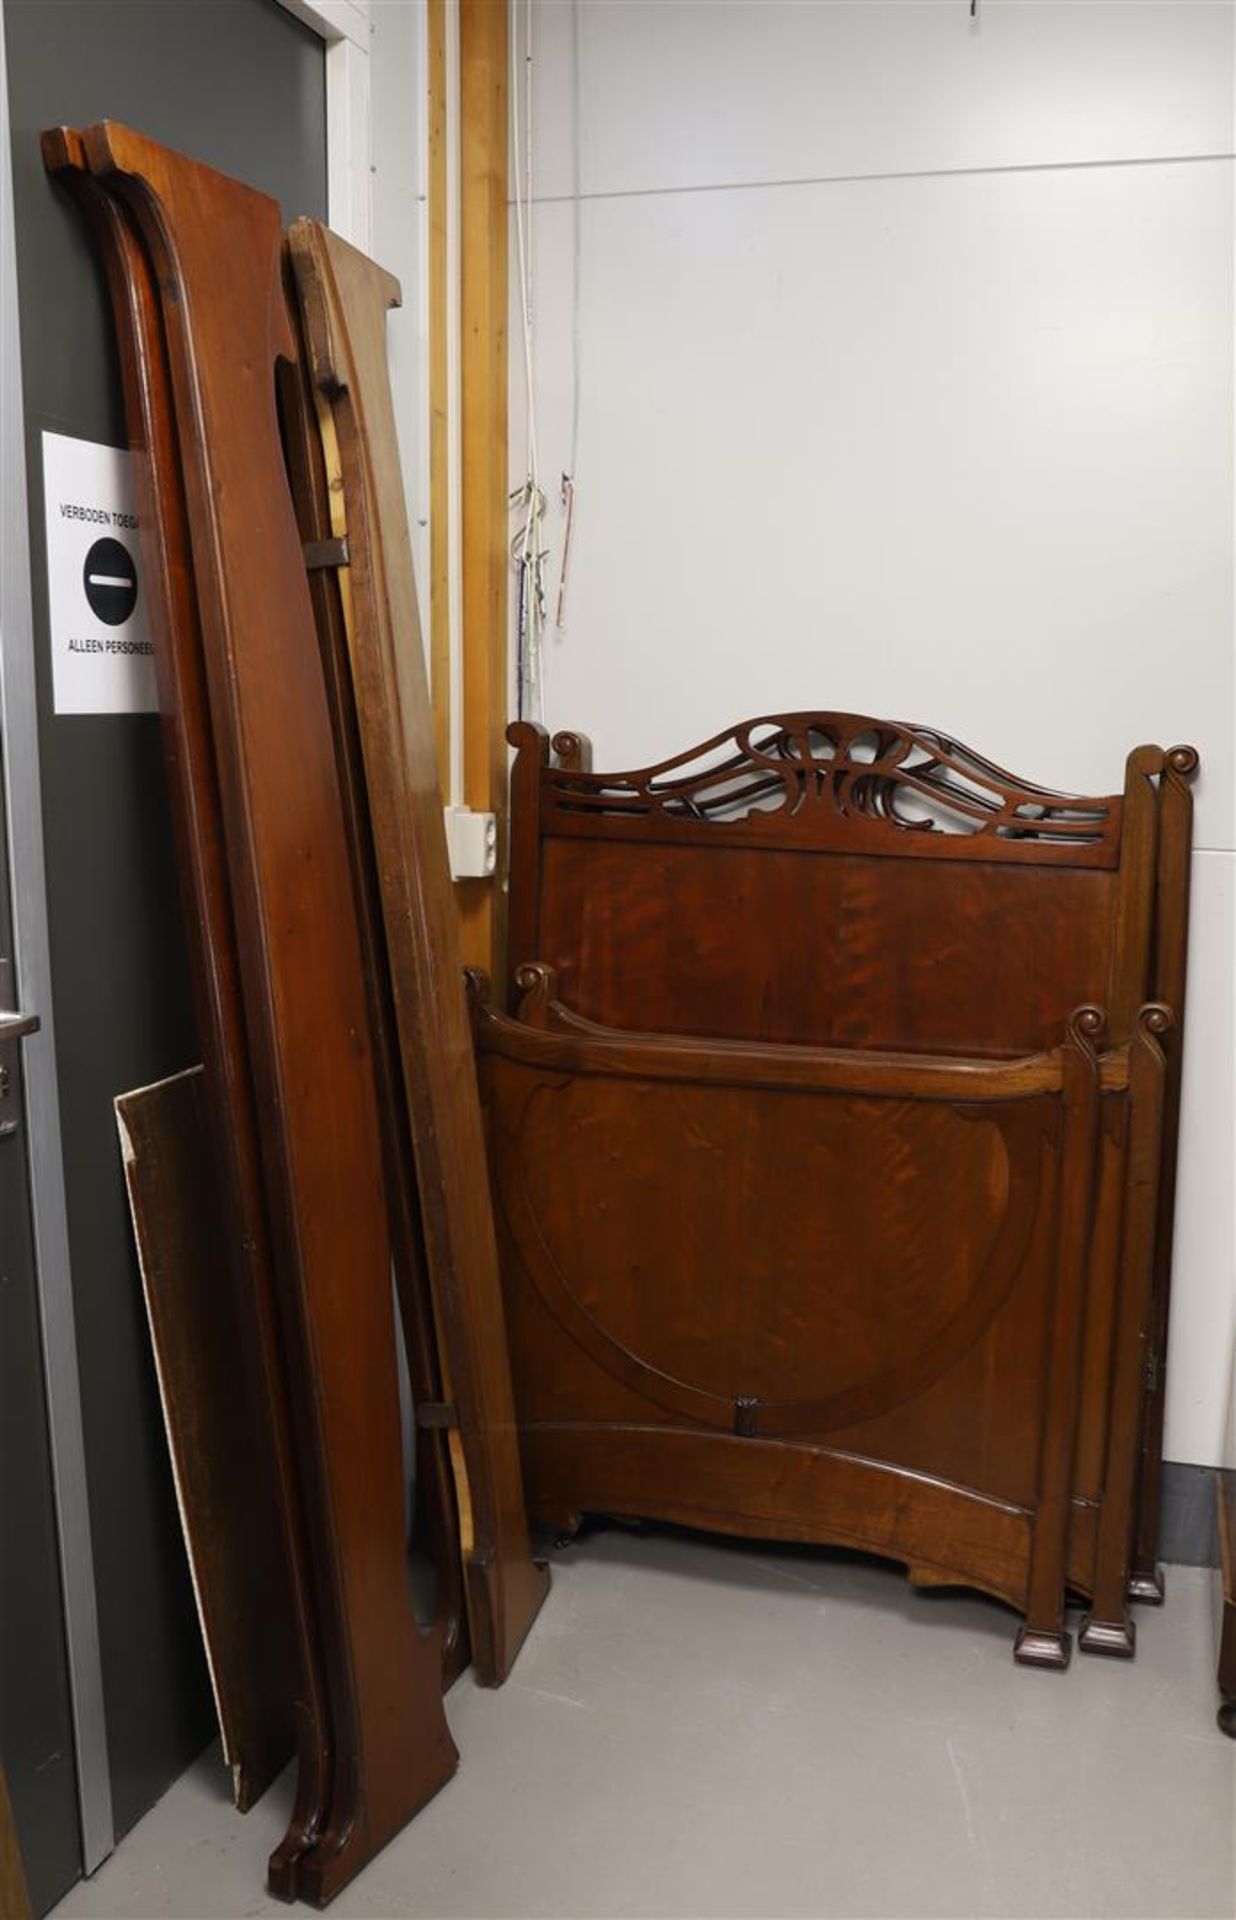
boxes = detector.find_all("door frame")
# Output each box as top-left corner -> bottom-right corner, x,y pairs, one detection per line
0,7 -> 113,1880
0,0 -> 372,1878
277,0 -> 373,249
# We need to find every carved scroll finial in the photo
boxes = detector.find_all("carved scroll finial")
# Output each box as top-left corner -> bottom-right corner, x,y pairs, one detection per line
40,125 -> 85,175
1136,1001 -> 1174,1042
1131,1003 -> 1173,1092
507,720 -> 550,759
551,730 -> 591,773
1067,1004 -> 1107,1054
462,966 -> 492,1017
514,962 -> 559,1028
1166,745 -> 1200,781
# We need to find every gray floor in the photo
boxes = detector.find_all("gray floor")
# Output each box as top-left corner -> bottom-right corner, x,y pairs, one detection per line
55,1530 -> 1236,1920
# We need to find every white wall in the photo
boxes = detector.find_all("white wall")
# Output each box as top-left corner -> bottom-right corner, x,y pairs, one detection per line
510,0 -> 1236,1467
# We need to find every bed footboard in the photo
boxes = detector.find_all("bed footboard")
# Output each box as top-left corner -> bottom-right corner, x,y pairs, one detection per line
471,969 -> 1157,1665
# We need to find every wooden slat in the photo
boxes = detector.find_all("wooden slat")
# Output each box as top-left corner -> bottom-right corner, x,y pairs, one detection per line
41,127 -> 326,1847
427,0 -> 451,798
288,213 -> 549,1687
458,0 -> 509,976
115,1069 -> 295,1812
278,302 -> 471,1693
1130,746 -> 1200,1599
476,964 -> 1079,1102
68,122 -> 458,1908
1079,1005 -> 1172,1655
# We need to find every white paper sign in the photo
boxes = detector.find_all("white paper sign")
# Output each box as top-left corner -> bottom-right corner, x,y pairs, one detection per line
42,431 -> 156,715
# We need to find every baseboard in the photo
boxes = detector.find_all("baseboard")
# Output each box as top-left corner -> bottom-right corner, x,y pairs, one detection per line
1160,1460 -> 1220,1567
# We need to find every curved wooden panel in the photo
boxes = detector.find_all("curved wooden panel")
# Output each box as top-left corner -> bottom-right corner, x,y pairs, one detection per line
478,1003 -> 1106,1653
496,1073 -> 1049,1439
115,1069 -> 295,1817
60,122 -> 457,1907
278,271 -> 469,1695
40,129 -> 323,1843
285,217 -> 548,1688
520,1425 -> 1034,1610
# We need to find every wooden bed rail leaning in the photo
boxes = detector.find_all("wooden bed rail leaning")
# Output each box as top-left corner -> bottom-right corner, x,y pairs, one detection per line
487,712 -> 1197,1664
482,960 -> 1135,1098
45,122 -> 547,1908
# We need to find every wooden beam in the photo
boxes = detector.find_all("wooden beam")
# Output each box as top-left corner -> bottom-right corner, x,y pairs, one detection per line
427,0 -> 451,800
457,0 -> 508,979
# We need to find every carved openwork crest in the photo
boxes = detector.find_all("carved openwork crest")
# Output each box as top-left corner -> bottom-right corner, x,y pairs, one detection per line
536,713 -> 1121,854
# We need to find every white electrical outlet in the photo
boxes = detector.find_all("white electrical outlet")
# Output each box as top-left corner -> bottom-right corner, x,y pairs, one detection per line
443,806 -> 497,880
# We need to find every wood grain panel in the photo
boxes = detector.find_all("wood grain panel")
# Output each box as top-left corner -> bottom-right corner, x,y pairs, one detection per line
476,994 -> 1105,1654
278,279 -> 470,1695
427,0 -> 451,799
457,0 -> 508,976
61,122 -> 457,1906
504,714 -> 1197,1628
40,128 -> 330,1860
115,1069 -> 295,1813
535,839 -> 1117,1054
287,217 -> 548,1687
521,1425 -> 1035,1608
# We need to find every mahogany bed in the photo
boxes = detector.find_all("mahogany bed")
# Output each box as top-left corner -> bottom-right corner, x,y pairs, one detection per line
477,713 -> 1196,1665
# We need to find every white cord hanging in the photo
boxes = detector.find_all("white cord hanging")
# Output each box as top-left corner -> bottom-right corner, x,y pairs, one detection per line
510,0 -> 585,699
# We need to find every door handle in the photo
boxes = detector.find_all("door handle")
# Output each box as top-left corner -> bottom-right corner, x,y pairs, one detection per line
0,1007 -> 40,1040
0,958 -> 38,1040
0,960 -> 40,1137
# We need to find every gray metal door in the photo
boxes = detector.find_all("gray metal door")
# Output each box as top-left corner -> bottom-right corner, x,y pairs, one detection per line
0,761 -> 81,1918
2,1 -> 327,1907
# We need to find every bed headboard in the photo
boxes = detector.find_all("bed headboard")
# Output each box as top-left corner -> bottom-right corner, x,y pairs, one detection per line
507,713 -> 1195,1056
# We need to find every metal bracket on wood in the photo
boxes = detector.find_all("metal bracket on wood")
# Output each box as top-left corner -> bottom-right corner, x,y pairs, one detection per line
302,536 -> 349,571
415,1401 -> 458,1431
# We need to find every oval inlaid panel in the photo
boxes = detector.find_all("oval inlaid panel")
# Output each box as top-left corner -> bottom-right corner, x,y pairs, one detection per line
502,1076 -> 1032,1434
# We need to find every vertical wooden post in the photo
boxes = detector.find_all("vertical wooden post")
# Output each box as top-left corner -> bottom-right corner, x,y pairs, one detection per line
1129,744 -> 1199,1599
1080,1004 -> 1173,1655
427,0 -> 451,800
457,0 -> 508,977
1014,1004 -> 1105,1672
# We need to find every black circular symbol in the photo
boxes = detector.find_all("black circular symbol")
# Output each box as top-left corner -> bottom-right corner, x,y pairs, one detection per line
82,536 -> 138,626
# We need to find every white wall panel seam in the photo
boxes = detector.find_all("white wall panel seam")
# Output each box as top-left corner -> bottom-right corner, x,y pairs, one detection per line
520,149 -> 1236,211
